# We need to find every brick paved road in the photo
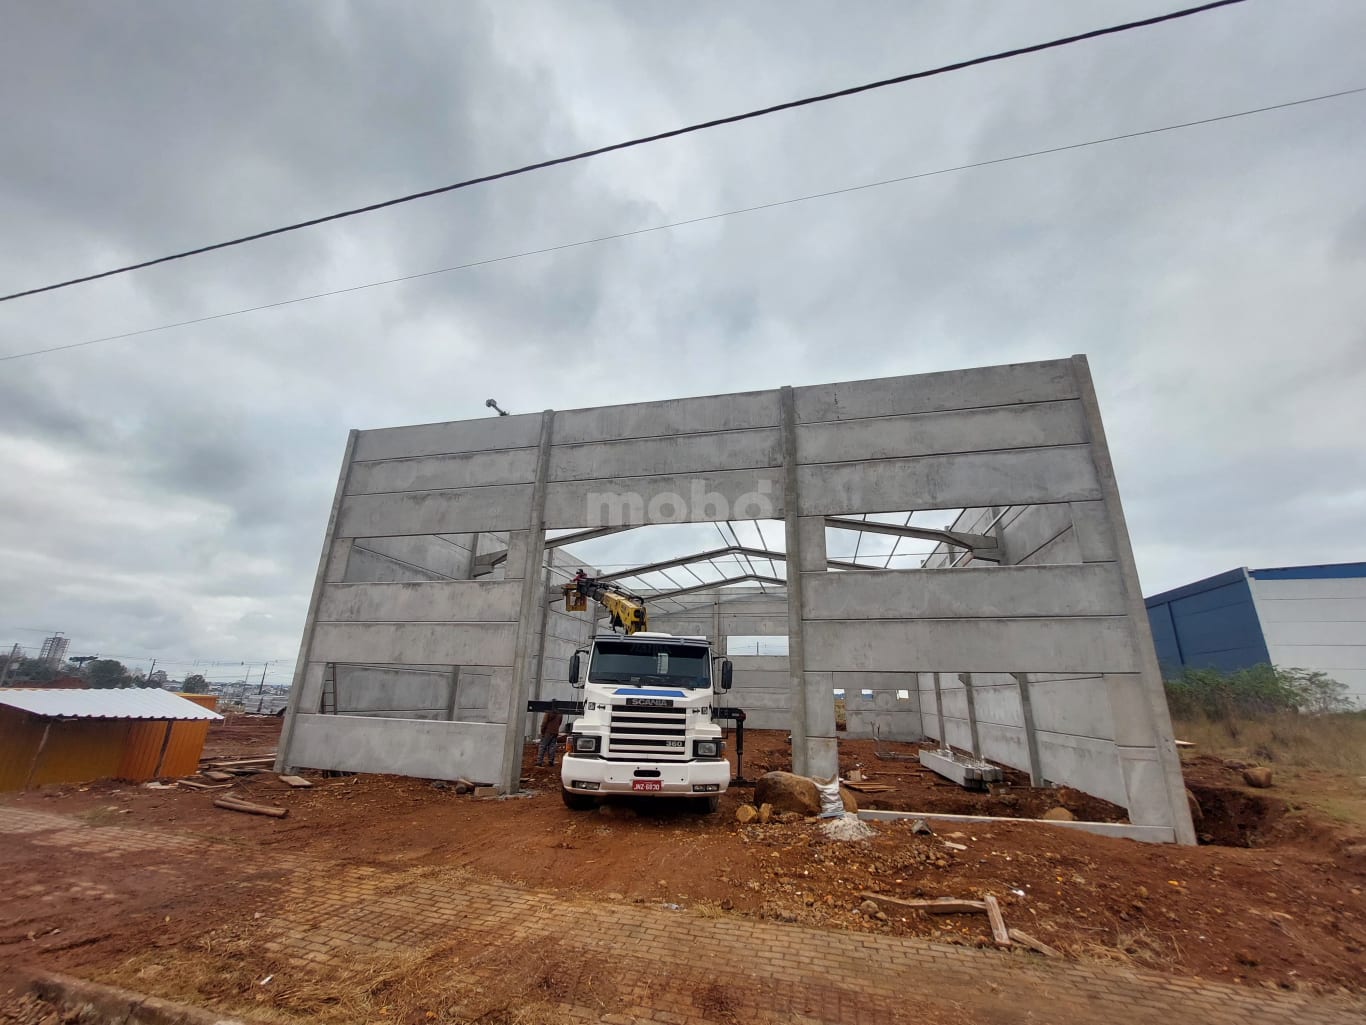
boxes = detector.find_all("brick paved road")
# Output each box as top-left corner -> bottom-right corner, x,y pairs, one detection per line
0,806 -> 1361,1025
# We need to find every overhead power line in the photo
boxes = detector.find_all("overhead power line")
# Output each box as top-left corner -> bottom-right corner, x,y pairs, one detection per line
3,82 -> 1358,365
0,0 -> 1249,305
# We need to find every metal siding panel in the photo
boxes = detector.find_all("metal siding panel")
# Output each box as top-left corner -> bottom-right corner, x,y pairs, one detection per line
0,707 -> 42,791
161,721 -> 210,776
1166,573 -> 1269,671
32,721 -> 129,786
119,721 -> 169,780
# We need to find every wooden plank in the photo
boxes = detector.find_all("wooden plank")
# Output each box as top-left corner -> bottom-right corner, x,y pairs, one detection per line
214,797 -> 288,819
278,775 -> 313,789
858,893 -> 986,915
176,779 -> 231,791
1009,929 -> 1060,957
984,895 -> 1011,947
201,770 -> 234,781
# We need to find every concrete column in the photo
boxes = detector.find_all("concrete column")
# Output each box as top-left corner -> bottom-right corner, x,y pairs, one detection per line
444,666 -> 461,721
529,563 -> 553,703
500,410 -> 556,793
779,386 -> 810,775
1071,355 -> 1195,845
1011,673 -> 1045,786
959,673 -> 981,758
277,430 -> 359,774
932,672 -> 947,749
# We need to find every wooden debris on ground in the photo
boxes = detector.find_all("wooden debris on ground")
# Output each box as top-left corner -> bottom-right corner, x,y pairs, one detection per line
201,756 -> 276,768
984,894 -> 1011,947
201,770 -> 234,782
213,796 -> 288,819
842,781 -> 894,793
277,775 -> 313,788
858,893 -> 987,914
177,779 -> 231,791
1009,929 -> 1060,957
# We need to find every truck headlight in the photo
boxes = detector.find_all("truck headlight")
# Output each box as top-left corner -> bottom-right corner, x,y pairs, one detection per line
694,740 -> 719,758
573,735 -> 601,754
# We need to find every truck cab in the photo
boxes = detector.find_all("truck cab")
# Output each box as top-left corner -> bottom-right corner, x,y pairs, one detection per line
561,631 -> 733,812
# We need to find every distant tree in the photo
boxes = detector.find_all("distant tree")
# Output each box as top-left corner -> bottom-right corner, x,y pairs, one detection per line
181,673 -> 209,694
14,658 -> 60,684
88,659 -> 132,689
148,669 -> 169,687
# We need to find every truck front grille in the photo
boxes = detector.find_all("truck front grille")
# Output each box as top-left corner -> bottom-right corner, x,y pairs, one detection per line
607,704 -> 688,760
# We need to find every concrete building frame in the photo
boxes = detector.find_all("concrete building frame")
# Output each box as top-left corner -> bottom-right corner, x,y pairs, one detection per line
277,355 -> 1195,843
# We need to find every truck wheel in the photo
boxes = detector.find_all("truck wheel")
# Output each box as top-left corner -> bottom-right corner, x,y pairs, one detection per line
693,795 -> 720,814
561,788 -> 598,811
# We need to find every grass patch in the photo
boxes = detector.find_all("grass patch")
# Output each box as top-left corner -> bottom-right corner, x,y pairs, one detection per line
1173,712 -> 1366,775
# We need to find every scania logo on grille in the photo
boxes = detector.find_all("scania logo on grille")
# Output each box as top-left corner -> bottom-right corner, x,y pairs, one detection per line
624,698 -> 672,708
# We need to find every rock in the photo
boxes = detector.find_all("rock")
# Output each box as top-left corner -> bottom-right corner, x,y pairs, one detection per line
1243,766 -> 1274,789
758,802 -> 773,824
754,771 -> 856,816
858,899 -> 880,917
472,785 -> 500,798
1041,807 -> 1075,821
1185,788 -> 1204,826
874,911 -> 888,922
755,771 -> 821,816
735,804 -> 758,824
910,818 -> 933,836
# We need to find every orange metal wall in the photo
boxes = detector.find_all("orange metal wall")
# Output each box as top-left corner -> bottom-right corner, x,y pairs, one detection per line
0,708 -> 212,790
175,693 -> 219,711
160,720 -> 210,776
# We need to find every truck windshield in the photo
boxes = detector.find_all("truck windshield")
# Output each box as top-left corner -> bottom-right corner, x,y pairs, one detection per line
589,641 -> 711,690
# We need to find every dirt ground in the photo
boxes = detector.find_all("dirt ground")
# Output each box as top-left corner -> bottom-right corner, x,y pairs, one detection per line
2,715 -> 1364,1000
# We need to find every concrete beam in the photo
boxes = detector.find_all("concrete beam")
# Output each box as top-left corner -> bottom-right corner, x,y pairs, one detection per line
855,808 -> 1177,844
824,516 -> 1002,562
544,525 -> 636,549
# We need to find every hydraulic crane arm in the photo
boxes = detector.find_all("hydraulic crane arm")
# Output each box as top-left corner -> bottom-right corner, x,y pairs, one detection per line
562,576 -> 648,634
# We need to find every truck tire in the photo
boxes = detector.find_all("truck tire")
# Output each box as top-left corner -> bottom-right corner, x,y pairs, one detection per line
561,788 -> 598,811
693,795 -> 720,814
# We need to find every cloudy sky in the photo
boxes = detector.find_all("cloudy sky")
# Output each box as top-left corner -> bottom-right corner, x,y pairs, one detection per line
2,1 -> 1363,685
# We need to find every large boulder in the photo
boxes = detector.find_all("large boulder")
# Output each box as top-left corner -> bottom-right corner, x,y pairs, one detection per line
754,771 -> 857,817
1243,766 -> 1274,788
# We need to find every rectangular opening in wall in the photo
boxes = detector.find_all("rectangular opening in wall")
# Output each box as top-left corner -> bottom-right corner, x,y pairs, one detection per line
725,636 -> 789,656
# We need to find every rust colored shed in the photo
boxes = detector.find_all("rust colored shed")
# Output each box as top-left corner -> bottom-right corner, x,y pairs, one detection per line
0,689 -> 222,791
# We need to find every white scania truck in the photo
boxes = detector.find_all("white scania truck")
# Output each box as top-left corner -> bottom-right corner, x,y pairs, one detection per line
545,577 -> 738,813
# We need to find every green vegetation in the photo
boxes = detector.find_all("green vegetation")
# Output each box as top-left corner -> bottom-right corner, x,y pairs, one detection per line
1164,663 -> 1352,720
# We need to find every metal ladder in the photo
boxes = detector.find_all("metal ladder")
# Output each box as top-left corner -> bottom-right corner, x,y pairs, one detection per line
320,663 -> 337,714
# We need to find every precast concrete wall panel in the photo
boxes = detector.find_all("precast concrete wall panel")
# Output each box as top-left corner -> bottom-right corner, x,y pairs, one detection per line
792,360 -> 1078,423
337,485 -> 535,538
310,623 -> 517,667
803,565 -> 1126,620
797,447 -> 1102,518
553,391 -> 779,445
548,430 -> 781,482
795,401 -> 1087,464
288,714 -> 507,780
544,469 -> 785,530
347,449 -> 539,494
316,580 -> 523,624
352,416 -> 543,460
805,618 -> 1139,674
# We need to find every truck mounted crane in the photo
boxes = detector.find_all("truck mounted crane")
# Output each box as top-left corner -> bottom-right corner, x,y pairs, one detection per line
530,573 -> 745,813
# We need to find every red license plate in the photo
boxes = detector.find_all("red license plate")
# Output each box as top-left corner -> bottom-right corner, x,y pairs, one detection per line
632,780 -> 663,792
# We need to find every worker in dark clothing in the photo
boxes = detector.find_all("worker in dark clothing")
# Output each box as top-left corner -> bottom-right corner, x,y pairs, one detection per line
536,710 -> 563,767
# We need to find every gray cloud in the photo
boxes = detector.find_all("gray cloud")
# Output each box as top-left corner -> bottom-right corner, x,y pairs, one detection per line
2,0 -> 1364,681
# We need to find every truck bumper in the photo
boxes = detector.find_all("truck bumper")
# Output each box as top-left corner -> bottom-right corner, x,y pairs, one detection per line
561,756 -> 730,797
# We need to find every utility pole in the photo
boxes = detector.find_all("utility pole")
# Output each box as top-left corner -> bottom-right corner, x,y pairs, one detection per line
255,662 -> 270,712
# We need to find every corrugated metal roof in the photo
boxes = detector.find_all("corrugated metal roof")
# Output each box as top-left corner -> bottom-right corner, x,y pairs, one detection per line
0,688 -> 223,721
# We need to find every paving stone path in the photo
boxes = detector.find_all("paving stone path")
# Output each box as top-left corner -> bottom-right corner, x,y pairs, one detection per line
1,806 -> 1361,1025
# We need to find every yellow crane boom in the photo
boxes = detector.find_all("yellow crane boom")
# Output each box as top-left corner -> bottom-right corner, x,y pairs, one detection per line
562,576 -> 648,634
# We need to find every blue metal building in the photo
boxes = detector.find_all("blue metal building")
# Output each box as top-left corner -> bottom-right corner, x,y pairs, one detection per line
1144,562 -> 1366,707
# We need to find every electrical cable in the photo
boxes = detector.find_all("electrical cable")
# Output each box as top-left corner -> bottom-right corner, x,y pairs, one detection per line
0,0 -> 1249,305
3,82 -> 1359,365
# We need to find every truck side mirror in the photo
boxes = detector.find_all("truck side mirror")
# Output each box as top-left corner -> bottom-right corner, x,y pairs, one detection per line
720,660 -> 733,691
569,653 -> 582,686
